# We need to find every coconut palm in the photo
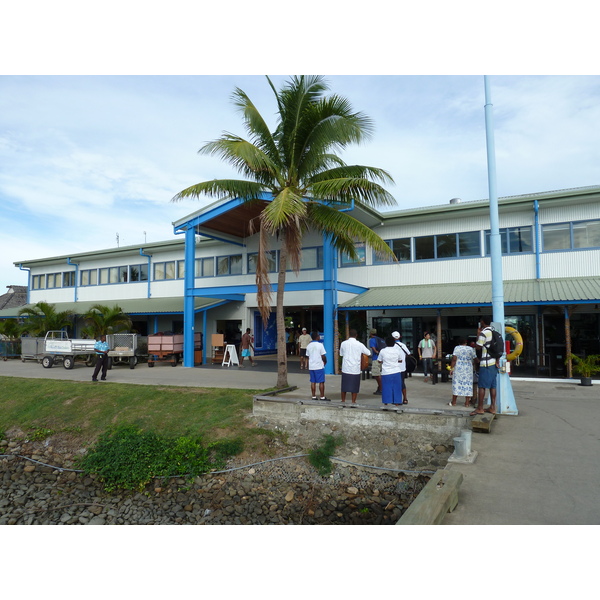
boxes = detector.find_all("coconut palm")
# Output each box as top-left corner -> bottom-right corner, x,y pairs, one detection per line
81,304 -> 132,338
173,75 -> 397,387
18,301 -> 75,337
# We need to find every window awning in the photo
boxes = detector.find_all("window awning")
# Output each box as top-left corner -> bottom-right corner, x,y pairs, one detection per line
0,296 -> 226,318
339,277 -> 600,310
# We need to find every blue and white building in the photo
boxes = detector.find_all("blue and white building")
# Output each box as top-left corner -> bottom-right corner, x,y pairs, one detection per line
4,185 -> 600,378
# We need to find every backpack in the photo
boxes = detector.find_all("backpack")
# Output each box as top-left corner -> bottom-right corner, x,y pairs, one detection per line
374,337 -> 386,353
484,327 -> 504,359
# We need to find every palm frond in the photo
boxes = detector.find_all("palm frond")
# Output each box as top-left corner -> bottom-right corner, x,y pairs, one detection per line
172,179 -> 267,202
307,203 -> 396,262
260,188 -> 307,233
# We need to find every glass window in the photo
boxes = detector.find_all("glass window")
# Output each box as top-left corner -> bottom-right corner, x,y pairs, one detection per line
118,266 -> 128,283
99,268 -> 110,285
457,231 -> 480,257
81,269 -> 97,286
573,220 -> 600,249
299,247 -> 323,270
248,251 -> 277,274
177,260 -> 185,279
32,274 -> 45,290
436,234 -> 457,259
486,227 -> 532,255
217,255 -> 243,276
508,227 -> 532,253
63,271 -> 75,287
415,236 -> 435,260
340,243 -> 366,267
129,264 -> 148,282
391,238 -> 411,262
195,257 -> 214,277
154,261 -> 176,280
543,223 -> 571,251
373,238 -> 411,264
46,273 -> 61,289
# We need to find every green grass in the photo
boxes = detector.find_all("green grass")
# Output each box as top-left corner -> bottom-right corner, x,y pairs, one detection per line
0,376 -> 271,449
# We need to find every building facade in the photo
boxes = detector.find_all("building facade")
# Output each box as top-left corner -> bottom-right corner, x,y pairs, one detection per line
4,185 -> 600,378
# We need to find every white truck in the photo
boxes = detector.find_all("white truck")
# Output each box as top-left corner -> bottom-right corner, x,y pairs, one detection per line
41,331 -> 97,370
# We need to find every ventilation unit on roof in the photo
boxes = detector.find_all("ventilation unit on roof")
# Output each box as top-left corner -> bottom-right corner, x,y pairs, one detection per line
449,198 -> 462,204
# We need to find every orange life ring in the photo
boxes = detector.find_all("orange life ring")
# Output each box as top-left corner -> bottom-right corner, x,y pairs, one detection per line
505,326 -> 523,362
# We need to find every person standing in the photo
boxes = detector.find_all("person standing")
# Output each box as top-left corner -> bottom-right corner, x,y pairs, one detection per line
92,334 -> 110,382
377,336 -> 403,408
239,328 -> 257,368
368,329 -> 384,395
418,331 -> 436,383
339,329 -> 371,407
448,338 -> 477,406
297,327 -> 312,370
392,331 -> 411,404
472,316 -> 498,415
306,331 -> 329,401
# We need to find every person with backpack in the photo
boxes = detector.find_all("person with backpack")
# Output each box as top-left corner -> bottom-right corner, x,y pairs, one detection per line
472,316 -> 501,415
369,329 -> 386,395
392,331 -> 411,404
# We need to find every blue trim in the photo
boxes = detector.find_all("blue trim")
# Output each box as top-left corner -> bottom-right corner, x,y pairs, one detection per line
173,193 -> 274,234
66,258 -> 79,302
183,226 -> 196,367
19,264 -> 31,304
322,234 -> 335,375
139,249 -> 152,298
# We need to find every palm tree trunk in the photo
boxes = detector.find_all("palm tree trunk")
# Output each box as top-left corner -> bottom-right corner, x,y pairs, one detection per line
276,247 -> 289,388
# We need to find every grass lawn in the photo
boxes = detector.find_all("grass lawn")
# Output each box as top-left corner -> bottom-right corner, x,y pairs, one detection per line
0,376 -> 277,452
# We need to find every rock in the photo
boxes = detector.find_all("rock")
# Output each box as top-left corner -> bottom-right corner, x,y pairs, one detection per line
285,490 -> 294,502
347,486 -> 359,495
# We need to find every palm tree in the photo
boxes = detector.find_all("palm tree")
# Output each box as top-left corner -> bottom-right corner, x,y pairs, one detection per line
173,75 -> 397,387
81,304 -> 132,338
18,301 -> 75,337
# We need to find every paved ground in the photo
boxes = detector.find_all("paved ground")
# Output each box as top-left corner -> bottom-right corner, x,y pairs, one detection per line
2,354 -> 599,524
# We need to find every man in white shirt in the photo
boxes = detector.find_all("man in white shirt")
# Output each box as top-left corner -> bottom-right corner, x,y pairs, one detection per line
306,331 -> 329,401
339,329 -> 371,407
392,331 -> 410,404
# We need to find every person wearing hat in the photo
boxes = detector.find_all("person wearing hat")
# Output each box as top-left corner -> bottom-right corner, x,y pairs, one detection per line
392,331 -> 411,404
297,327 -> 312,370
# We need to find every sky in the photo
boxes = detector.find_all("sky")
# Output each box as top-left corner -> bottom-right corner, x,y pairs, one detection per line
1,3 -> 599,299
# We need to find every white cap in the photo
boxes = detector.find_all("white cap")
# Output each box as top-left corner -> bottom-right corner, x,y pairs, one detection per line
302,328 -> 307,331
392,331 -> 400,339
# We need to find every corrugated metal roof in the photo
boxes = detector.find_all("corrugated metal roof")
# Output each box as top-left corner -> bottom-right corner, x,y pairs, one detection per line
340,277 -> 600,309
0,297 -> 225,318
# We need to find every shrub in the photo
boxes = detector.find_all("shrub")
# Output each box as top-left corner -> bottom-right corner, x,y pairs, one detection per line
77,424 -> 243,491
308,434 -> 344,476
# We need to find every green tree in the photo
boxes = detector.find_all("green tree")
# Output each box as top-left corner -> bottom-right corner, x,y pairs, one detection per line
173,75 -> 396,387
81,304 -> 132,338
18,301 -> 74,337
0,319 -> 21,340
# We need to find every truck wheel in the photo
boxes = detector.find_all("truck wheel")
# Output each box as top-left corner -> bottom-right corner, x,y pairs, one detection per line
129,356 -> 137,369
63,356 -> 75,370
148,361 -> 154,367
42,356 -> 54,369
107,357 -> 113,370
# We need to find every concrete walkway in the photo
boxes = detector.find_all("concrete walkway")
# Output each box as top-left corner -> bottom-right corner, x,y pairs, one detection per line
2,355 -> 599,524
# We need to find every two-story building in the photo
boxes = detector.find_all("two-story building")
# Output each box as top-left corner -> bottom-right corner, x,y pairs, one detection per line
3,185 -> 599,378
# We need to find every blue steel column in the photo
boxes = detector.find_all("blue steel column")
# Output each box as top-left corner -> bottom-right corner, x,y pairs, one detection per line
322,234 -> 335,375
484,75 -> 518,415
183,225 -> 196,368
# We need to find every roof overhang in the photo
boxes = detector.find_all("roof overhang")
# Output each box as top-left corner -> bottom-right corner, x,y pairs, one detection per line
340,277 -> 600,310
0,297 -> 227,319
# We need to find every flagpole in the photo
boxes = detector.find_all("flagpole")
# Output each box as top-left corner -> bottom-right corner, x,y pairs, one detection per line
484,75 -> 518,415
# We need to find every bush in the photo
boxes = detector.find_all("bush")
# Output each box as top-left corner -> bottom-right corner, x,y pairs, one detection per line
77,424 -> 243,491
308,434 -> 344,476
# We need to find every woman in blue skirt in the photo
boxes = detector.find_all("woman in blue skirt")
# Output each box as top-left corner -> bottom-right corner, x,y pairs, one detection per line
377,336 -> 404,408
